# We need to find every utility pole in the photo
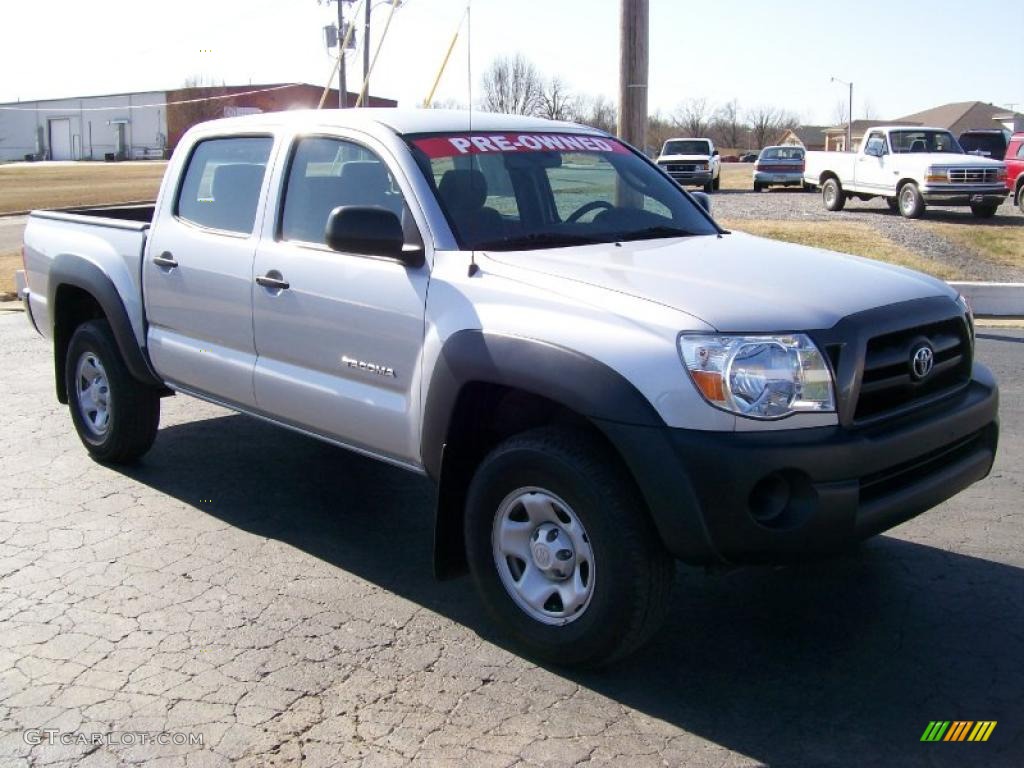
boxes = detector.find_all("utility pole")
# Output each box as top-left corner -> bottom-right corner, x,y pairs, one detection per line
617,0 -> 648,151
363,0 -> 371,106
336,1 -> 347,107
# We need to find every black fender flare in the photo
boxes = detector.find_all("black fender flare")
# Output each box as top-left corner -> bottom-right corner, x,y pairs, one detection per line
48,254 -> 164,402
422,330 -> 718,576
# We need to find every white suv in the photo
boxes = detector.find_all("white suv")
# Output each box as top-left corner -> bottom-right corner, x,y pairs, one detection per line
656,138 -> 721,192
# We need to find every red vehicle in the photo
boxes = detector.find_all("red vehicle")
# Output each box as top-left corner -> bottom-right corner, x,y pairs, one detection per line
1006,132 -> 1024,214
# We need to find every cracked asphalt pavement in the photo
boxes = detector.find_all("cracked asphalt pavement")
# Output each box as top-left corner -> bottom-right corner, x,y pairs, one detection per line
0,313 -> 1022,767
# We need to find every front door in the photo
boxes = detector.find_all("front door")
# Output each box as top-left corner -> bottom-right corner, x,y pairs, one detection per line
49,119 -> 72,160
251,134 -> 431,467
143,134 -> 275,408
856,130 -> 893,194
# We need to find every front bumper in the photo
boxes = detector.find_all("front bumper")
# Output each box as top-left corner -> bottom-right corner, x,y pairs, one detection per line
598,364 -> 998,566
921,184 -> 1007,206
661,169 -> 713,186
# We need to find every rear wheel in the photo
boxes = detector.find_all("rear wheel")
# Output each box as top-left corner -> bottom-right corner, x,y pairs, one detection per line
1018,184 -> 1024,215
66,319 -> 160,464
753,181 -> 763,193
464,427 -> 674,667
970,203 -> 998,219
898,182 -> 926,219
822,178 -> 845,211
886,197 -> 900,212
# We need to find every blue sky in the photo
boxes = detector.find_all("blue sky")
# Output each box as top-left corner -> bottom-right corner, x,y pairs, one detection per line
2,0 -> 1020,124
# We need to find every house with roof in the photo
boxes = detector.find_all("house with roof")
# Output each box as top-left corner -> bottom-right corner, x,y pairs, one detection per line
894,101 -> 1024,136
775,125 -> 828,151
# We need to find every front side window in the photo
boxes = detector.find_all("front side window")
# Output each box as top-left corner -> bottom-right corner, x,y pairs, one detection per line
407,132 -> 717,251
890,130 -> 963,154
176,137 -> 273,233
280,136 -> 411,245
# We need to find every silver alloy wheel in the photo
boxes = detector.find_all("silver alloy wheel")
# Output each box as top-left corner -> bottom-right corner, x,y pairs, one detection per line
823,182 -> 836,206
492,487 -> 595,625
75,351 -> 111,438
900,185 -> 915,214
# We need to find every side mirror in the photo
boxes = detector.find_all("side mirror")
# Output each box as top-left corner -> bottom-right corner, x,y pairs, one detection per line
325,206 -> 424,267
712,149 -> 720,156
691,191 -> 712,214
865,140 -> 885,158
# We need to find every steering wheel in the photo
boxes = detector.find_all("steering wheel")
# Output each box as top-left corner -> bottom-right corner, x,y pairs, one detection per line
565,200 -> 615,223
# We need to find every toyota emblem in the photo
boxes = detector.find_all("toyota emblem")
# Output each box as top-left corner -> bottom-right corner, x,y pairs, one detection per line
911,344 -> 934,380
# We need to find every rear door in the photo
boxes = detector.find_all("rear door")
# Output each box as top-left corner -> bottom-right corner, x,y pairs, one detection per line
251,132 -> 431,467
143,134 -> 275,407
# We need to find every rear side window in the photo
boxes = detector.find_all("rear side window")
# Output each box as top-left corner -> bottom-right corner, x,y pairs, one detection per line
280,136 -> 411,245
1017,143 -> 1024,159
176,137 -> 273,234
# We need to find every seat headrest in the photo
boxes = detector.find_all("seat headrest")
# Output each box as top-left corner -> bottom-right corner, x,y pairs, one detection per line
438,169 -> 488,212
339,160 -> 390,192
909,139 -> 927,152
212,164 -> 265,202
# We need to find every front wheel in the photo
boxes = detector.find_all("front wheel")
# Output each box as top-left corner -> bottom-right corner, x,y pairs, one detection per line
703,180 -> 714,194
822,178 -> 845,211
464,427 -> 675,667
970,203 -> 998,219
886,197 -> 900,212
712,174 -> 721,192
898,182 -> 925,218
1018,185 -> 1024,215
66,319 -> 160,464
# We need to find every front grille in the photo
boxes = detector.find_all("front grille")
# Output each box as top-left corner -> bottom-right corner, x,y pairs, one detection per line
946,167 -> 1001,184
854,317 -> 971,422
667,164 -> 697,173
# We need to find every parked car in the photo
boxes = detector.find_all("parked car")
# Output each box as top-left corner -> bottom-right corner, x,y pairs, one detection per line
1004,131 -> 1024,214
656,138 -> 721,192
959,128 -> 1010,160
739,151 -> 759,163
16,110 -> 998,666
804,126 -> 1007,218
753,145 -> 808,191
721,154 -> 740,163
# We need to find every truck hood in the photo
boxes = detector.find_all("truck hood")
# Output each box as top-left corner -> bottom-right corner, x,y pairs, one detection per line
657,154 -> 712,163
485,232 -> 956,332
916,153 -> 1004,167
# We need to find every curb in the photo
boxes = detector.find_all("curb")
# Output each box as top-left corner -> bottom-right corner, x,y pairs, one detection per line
948,282 -> 1024,317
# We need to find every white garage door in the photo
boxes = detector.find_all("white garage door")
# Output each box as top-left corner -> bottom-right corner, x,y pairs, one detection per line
49,119 -> 72,160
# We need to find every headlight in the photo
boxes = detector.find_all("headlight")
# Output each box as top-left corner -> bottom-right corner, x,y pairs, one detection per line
925,166 -> 948,184
996,167 -> 1007,182
697,162 -> 709,170
678,334 -> 835,419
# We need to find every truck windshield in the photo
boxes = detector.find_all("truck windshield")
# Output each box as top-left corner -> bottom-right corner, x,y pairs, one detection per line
407,132 -> 718,251
890,130 -> 963,154
662,140 -> 710,156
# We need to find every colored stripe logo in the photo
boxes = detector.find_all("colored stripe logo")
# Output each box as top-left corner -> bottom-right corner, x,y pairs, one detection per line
921,721 -> 997,742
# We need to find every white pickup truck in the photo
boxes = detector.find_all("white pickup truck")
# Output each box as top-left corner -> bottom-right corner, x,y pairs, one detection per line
804,125 -> 1008,218
16,110 -> 999,666
655,138 -> 721,193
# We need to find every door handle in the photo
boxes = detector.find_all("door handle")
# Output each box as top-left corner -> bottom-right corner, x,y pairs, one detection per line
152,252 -> 178,268
256,274 -> 290,290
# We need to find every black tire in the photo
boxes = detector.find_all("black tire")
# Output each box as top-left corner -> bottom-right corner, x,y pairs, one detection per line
1018,184 -> 1024,215
822,178 -> 845,211
802,182 -> 814,193
712,174 -> 721,192
464,427 -> 675,667
970,203 -> 998,219
703,180 -> 714,194
898,182 -> 925,219
65,319 -> 160,464
753,182 -> 763,193
886,197 -> 900,212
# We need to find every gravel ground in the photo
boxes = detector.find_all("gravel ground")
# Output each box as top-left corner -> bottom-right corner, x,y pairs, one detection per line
712,189 -> 1024,282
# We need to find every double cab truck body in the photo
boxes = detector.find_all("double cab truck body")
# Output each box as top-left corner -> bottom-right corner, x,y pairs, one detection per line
804,125 -> 1008,218
18,110 -> 999,665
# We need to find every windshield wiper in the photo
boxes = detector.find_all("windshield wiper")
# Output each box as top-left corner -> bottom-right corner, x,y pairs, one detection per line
474,232 -> 606,251
615,225 -> 702,242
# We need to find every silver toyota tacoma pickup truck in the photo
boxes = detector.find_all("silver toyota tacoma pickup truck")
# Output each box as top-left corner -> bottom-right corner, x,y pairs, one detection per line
17,110 -> 999,666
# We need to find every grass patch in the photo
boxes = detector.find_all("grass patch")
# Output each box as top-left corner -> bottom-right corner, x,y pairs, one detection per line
0,162 -> 166,214
719,163 -> 754,191
1,250 -> 21,299
718,218 -> 961,281
920,222 -> 1024,271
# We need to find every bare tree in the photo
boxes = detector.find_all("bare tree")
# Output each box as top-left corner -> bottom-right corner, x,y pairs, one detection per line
832,99 -> 851,127
480,55 -> 544,115
538,77 -> 579,121
861,98 -> 878,120
672,97 -> 712,137
711,98 -> 744,149
646,112 -> 676,156
747,105 -> 799,149
424,97 -> 466,110
576,94 -> 617,135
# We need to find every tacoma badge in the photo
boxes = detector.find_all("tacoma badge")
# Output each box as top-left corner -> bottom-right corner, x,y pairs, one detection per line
341,355 -> 396,378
